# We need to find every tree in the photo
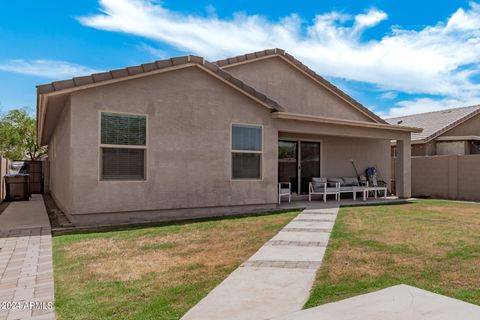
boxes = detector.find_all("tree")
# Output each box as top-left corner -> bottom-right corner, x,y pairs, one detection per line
0,108 -> 47,160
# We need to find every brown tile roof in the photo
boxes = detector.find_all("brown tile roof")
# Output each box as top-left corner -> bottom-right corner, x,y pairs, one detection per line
215,48 -> 387,124
386,105 -> 480,142
36,55 -> 284,112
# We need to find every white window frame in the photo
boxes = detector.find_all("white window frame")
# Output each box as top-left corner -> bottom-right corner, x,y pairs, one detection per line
99,111 -> 148,181
231,123 -> 263,180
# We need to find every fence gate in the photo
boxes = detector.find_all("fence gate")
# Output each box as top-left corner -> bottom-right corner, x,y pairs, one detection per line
18,160 -> 43,194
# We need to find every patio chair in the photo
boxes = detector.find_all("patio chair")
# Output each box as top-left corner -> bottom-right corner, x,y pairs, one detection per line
309,177 -> 340,203
278,182 -> 291,204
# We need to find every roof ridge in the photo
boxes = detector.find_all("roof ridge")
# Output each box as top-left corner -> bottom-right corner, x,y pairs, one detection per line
387,104 -> 480,120
214,48 -> 387,124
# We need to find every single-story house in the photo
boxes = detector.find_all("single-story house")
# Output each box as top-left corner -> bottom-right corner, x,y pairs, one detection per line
37,48 -> 419,226
387,105 -> 480,156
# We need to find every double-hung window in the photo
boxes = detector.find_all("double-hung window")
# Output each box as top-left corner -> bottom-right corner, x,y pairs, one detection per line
100,112 -> 147,180
231,124 -> 262,179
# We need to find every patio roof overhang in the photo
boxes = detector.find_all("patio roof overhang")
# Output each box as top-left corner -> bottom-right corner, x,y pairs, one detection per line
272,112 -> 422,141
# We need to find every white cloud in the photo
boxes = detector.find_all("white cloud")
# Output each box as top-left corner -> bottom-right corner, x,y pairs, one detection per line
138,44 -> 168,59
380,91 -> 398,100
0,59 -> 99,79
78,0 -> 480,116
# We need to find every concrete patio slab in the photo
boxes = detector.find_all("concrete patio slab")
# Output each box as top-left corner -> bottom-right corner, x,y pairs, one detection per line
181,204 -> 339,320
271,231 -> 331,243
183,267 -> 317,320
0,197 -> 50,231
271,284 -> 480,320
279,198 -> 408,211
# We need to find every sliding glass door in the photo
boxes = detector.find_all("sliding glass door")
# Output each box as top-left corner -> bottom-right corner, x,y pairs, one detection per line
278,140 -> 321,195
300,142 -> 320,194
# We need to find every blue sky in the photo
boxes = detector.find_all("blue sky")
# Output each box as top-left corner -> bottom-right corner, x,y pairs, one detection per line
1,0 -> 479,118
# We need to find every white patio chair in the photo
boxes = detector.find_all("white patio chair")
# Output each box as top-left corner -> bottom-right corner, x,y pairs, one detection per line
309,181 -> 340,203
278,182 -> 291,204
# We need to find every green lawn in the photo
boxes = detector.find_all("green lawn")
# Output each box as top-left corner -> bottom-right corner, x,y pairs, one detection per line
305,199 -> 480,308
53,211 -> 299,320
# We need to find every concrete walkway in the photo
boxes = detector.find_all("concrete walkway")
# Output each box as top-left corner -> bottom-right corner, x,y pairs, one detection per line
272,284 -> 480,320
181,206 -> 339,320
0,195 -> 55,320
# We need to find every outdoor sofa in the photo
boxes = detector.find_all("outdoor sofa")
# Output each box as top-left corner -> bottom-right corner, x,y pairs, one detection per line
309,177 -> 387,202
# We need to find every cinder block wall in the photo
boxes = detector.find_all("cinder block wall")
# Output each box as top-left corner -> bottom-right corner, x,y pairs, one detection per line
412,155 -> 480,201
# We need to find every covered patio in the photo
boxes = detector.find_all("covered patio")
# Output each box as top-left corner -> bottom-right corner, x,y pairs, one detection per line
273,111 -> 421,203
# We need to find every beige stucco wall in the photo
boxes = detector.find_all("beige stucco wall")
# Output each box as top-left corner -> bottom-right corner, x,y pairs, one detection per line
412,154 -> 480,201
225,57 -> 375,122
410,141 -> 436,156
411,156 -> 451,198
436,141 -> 467,155
458,155 -> 480,200
48,101 -> 72,213
412,144 -> 426,156
279,132 -> 391,190
65,66 -> 278,216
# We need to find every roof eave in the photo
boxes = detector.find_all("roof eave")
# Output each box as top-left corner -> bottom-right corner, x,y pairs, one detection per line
36,56 -> 286,145
272,111 -> 423,133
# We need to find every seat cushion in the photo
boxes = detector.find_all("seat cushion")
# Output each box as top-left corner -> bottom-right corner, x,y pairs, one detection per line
312,177 -> 327,184
327,177 -> 343,188
312,177 -> 327,192
342,177 -> 360,187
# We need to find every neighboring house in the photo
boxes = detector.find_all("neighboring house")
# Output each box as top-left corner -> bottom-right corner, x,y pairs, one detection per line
36,49 -> 419,226
387,105 -> 480,156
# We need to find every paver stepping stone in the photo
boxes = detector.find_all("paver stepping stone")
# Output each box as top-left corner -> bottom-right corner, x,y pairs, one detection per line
271,231 -> 331,243
287,221 -> 335,229
294,214 -> 336,221
249,245 -> 326,262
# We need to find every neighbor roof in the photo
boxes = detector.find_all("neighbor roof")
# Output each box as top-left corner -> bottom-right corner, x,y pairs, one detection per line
387,105 -> 480,142
215,48 -> 387,124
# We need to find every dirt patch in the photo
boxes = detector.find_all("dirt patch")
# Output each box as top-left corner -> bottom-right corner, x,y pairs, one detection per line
325,244 -> 426,281
43,193 -> 72,228
439,258 -> 480,288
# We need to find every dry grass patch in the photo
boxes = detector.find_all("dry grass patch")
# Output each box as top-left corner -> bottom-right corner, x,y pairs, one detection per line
53,211 -> 299,320
306,200 -> 480,308
66,219 -> 288,282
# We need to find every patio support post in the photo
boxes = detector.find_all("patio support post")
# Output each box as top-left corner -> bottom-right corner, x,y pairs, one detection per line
395,138 -> 411,198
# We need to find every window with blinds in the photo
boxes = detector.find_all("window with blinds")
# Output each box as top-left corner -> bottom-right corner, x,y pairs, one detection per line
231,124 -> 262,179
100,112 -> 147,180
